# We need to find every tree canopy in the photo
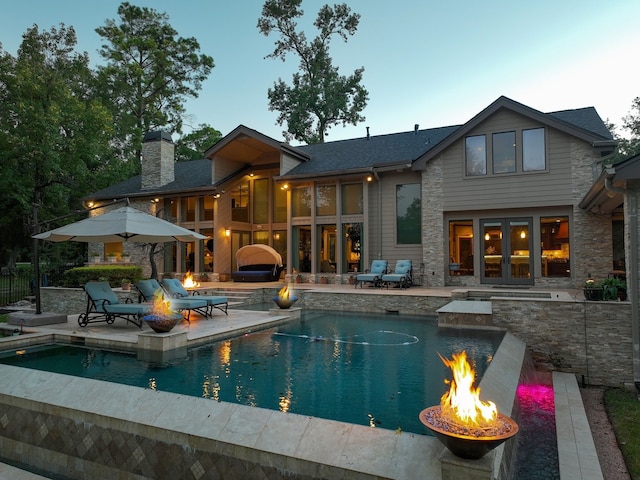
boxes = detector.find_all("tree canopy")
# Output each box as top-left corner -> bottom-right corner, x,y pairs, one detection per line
0,24 -> 113,266
95,2 -> 214,165
258,0 -> 368,144
175,124 -> 222,162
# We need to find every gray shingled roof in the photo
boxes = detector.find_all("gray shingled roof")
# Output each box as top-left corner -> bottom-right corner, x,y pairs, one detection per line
547,107 -> 613,140
287,125 -> 461,177
89,100 -> 612,200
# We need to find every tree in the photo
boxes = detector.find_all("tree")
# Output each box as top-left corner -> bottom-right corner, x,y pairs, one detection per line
620,97 -> 640,158
95,2 -> 215,166
258,0 -> 368,144
175,124 -> 222,162
0,24 -> 113,267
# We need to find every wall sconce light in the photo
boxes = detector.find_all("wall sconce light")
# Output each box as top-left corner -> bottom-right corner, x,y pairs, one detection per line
249,172 -> 254,177
366,175 -> 373,182
86,201 -> 94,208
213,193 -> 221,198
224,228 -> 231,237
150,198 -> 160,204
281,183 -> 289,190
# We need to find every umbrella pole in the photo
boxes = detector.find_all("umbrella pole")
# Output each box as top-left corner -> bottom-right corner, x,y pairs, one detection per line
32,202 -> 42,315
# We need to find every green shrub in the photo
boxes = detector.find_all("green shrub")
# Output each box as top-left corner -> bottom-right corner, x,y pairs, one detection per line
605,388 -> 640,477
62,266 -> 143,287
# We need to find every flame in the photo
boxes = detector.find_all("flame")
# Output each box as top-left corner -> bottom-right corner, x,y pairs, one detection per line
182,271 -> 200,288
439,351 -> 497,427
151,289 -> 176,317
278,285 -> 291,300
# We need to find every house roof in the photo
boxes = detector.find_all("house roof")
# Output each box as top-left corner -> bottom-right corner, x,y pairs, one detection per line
579,153 -> 640,213
279,125 -> 460,179
412,96 -> 614,170
87,96 -> 614,201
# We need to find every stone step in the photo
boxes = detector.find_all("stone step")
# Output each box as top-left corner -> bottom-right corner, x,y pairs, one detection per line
436,300 -> 494,328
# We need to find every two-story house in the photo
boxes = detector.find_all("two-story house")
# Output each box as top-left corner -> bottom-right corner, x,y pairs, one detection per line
85,96 -> 618,288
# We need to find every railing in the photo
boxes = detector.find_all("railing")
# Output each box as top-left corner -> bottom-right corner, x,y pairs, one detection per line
0,263 -> 82,307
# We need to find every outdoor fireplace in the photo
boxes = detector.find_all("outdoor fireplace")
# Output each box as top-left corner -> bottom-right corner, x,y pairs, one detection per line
419,351 -> 518,459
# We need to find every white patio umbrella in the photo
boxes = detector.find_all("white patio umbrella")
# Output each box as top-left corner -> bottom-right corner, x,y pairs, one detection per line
33,206 -> 207,243
31,206 -> 207,315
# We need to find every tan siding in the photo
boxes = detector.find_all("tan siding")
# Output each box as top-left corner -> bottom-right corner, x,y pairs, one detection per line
441,111 -> 582,212
369,171 -> 422,268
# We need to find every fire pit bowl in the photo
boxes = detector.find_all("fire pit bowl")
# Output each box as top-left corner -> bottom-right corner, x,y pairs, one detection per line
142,314 -> 183,333
272,296 -> 298,309
419,406 -> 519,459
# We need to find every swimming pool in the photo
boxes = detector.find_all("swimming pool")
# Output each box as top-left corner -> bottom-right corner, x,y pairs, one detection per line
0,309 -> 504,435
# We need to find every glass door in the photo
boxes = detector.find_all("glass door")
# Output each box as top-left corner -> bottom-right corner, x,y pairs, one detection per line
481,218 -> 533,285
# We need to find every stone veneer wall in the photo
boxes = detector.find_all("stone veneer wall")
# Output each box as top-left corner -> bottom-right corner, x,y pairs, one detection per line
490,298 -> 632,387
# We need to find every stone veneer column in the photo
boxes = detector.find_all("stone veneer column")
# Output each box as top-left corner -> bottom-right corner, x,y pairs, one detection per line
571,139 -> 613,286
141,131 -> 175,190
422,156 -> 445,287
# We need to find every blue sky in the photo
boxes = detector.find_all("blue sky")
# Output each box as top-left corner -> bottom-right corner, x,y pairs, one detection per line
1,0 -> 638,144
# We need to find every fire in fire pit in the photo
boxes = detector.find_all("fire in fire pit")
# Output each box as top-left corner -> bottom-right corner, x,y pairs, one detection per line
182,271 -> 200,288
142,290 -> 183,333
272,285 -> 298,309
419,351 -> 518,459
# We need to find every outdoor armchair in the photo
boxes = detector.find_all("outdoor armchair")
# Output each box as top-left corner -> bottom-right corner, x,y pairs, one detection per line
354,260 -> 388,288
162,278 -> 228,316
79,281 -> 150,328
136,279 -> 209,322
382,260 -> 413,289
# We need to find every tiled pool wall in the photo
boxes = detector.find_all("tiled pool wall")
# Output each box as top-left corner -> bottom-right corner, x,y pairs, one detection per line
0,327 -> 525,480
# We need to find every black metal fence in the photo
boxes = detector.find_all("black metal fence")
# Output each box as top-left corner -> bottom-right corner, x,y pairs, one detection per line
0,263 -> 81,307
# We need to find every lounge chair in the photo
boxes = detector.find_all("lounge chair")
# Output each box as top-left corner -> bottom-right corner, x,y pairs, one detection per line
79,281 -> 151,328
162,278 -> 229,316
136,279 -> 209,322
354,260 -> 388,288
382,260 -> 413,289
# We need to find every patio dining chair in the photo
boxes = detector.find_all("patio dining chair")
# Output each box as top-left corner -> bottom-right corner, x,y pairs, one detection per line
79,281 -> 151,328
162,278 -> 229,317
136,279 -> 209,322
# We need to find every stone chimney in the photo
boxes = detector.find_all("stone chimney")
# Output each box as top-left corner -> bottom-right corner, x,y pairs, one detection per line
141,131 -> 175,190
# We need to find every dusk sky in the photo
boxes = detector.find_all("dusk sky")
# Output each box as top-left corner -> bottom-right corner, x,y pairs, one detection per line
1,0 -> 638,145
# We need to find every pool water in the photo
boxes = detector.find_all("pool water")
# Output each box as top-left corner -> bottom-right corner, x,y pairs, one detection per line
0,310 -> 504,435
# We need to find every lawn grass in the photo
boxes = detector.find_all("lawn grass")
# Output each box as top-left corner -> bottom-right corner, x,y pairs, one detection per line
605,388 -> 640,479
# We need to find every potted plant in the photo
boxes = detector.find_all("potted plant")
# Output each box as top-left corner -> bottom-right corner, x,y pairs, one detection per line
583,276 -> 603,301
121,278 -> 132,291
90,251 -> 100,263
319,275 -> 328,284
121,252 -> 131,263
200,273 -> 209,282
107,252 -> 118,263
600,277 -> 627,301
348,274 -> 356,285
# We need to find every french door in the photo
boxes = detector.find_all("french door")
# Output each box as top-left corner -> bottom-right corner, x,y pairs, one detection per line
481,218 -> 533,285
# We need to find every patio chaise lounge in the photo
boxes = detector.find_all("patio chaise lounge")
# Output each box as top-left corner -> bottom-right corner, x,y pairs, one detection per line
354,260 -> 388,288
136,279 -> 209,322
79,281 -> 151,328
382,260 -> 413,289
162,278 -> 229,316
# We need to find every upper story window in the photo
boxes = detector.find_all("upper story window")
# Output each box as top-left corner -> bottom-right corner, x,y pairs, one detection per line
199,196 -> 214,221
181,196 -> 196,221
273,181 -> 287,223
316,184 -> 336,216
465,135 -> 487,176
253,178 -> 269,224
292,186 -> 311,217
523,128 -> 546,171
341,183 -> 363,215
396,183 -> 421,244
465,127 -> 546,176
231,181 -> 249,222
492,131 -> 516,174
